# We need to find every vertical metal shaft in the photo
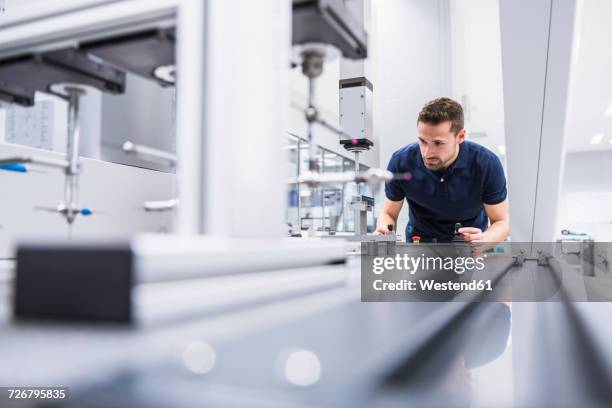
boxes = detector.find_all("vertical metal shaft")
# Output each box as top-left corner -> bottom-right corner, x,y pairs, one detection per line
321,150 -> 325,232
64,87 -> 84,225
355,151 -> 361,195
170,87 -> 178,232
301,50 -> 325,234
171,87 -> 177,151
306,75 -> 319,233
307,76 -> 317,172
296,139 -> 302,231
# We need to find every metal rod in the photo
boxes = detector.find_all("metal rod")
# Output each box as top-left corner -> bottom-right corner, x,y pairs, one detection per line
171,86 -> 177,145
296,139 -> 302,231
0,156 -> 68,168
340,158 -> 347,231
288,169 -> 394,187
321,150 -> 325,232
355,151 -> 361,194
123,141 -> 178,164
290,100 -> 356,140
63,87 -> 84,225
316,117 -> 354,139
307,76 -> 317,172
144,199 -> 179,212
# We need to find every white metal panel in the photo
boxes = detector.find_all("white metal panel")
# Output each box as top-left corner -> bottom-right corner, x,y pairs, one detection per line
499,0 -> 551,242
0,0 -> 177,58
201,0 -> 290,238
2,0 -> 121,26
532,0 -> 577,241
101,73 -> 175,171
339,86 -> 368,140
0,143 -> 174,258
174,0 -> 205,234
500,0 -> 577,242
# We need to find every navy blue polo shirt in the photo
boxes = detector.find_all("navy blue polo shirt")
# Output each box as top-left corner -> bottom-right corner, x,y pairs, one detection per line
385,140 -> 507,242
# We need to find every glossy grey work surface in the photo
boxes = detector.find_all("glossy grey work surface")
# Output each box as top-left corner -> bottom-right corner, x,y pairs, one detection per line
1,256 -> 612,407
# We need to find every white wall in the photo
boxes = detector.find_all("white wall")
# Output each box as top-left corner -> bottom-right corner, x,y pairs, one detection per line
373,0 -> 452,239
450,0 -> 505,156
545,0 -> 612,241
558,150 -> 612,239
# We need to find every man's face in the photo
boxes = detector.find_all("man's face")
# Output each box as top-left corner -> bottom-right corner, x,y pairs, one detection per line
417,121 -> 465,171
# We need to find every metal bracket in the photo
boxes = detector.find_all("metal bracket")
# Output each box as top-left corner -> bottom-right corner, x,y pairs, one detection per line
512,250 -> 550,266
537,250 -> 550,266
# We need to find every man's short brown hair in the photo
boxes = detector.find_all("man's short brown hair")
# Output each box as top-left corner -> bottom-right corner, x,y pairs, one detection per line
417,97 -> 464,135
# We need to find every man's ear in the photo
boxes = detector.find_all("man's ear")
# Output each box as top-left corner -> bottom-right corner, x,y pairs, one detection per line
456,129 -> 466,143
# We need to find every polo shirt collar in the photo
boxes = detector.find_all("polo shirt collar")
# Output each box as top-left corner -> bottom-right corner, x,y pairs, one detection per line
416,141 -> 469,176
449,141 -> 469,170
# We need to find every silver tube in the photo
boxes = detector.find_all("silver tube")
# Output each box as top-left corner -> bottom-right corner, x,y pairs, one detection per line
307,76 -> 317,172
64,87 -> 84,225
0,156 -> 68,168
296,139 -> 302,231
321,150 -> 325,232
123,141 -> 178,164
66,88 -> 82,176
355,151 -> 361,195
288,169 -> 394,187
144,199 -> 179,212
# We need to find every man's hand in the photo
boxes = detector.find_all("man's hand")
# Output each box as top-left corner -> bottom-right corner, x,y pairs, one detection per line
458,227 -> 484,243
374,225 -> 393,236
458,227 -> 488,255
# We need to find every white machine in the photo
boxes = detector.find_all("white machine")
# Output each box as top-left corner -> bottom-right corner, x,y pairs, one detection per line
0,0 -> 372,317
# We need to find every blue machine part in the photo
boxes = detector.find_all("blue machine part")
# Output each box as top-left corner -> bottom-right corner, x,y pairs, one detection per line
0,163 -> 28,173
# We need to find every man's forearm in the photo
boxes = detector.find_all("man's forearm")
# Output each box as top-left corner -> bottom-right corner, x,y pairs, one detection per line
482,220 -> 510,242
376,212 -> 397,231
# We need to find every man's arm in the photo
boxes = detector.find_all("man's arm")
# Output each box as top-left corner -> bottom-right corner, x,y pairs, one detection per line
459,199 -> 510,243
374,198 -> 404,235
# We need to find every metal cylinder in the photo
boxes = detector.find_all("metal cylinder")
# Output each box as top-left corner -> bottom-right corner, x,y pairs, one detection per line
354,151 -> 360,194
307,76 -> 318,172
63,87 -> 85,224
301,50 -> 324,79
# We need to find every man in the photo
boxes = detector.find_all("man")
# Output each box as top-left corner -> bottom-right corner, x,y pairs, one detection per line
375,97 -> 509,243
